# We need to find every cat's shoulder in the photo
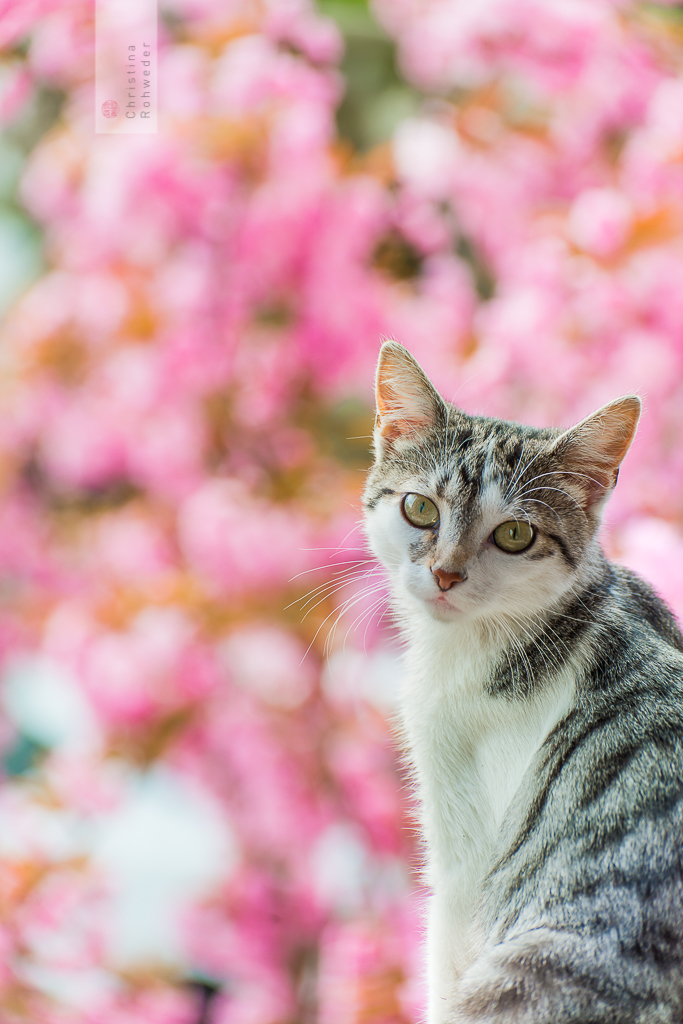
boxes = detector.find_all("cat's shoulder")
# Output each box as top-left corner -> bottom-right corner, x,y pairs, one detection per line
571,560 -> 683,744
608,561 -> 683,654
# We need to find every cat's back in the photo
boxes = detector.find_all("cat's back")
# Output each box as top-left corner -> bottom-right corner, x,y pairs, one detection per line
473,563 -> 683,1022
490,560 -> 683,900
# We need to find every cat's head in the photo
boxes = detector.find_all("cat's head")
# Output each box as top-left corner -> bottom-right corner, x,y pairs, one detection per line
363,341 -> 640,625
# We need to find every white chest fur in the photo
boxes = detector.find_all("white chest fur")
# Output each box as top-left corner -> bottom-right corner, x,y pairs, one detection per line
399,618 -> 576,1020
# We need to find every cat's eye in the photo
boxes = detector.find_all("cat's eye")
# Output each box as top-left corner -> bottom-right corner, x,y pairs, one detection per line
403,493 -> 440,528
492,520 -> 534,553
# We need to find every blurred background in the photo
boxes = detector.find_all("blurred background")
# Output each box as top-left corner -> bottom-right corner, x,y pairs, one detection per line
1,0 -> 683,1020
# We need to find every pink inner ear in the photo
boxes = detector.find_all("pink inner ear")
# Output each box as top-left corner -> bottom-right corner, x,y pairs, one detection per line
567,463 -> 615,509
376,390 -> 435,444
376,375 -> 435,434
555,395 -> 640,508
374,345 -> 442,445
376,408 -> 430,444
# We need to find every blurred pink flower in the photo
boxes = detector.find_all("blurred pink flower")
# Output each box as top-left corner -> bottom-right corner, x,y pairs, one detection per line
85,986 -> 200,1024
220,624 -> 316,709
69,607 -> 218,726
88,510 -> 175,586
567,187 -> 633,256
178,478 -> 314,594
0,61 -> 32,124
612,517 -> 683,623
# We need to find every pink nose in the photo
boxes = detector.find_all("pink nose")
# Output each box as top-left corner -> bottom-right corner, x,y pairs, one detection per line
432,567 -> 467,591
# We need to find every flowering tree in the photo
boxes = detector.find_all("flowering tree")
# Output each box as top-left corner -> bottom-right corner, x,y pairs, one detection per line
0,0 -> 682,1021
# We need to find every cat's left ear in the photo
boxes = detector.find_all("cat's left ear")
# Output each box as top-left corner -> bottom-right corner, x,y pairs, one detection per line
374,341 -> 446,460
551,395 -> 641,508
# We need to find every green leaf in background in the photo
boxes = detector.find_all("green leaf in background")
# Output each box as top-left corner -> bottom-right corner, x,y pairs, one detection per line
318,0 -> 422,151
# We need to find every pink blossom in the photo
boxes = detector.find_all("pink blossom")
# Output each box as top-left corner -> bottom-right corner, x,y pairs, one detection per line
211,984 -> 294,1024
211,34 -> 340,117
318,914 -> 421,1024
567,187 -> 633,256
87,510 -> 175,587
0,61 -> 32,124
265,2 -> 343,66
610,517 -> 683,622
392,118 -> 460,199
178,478 -> 315,594
74,608 -> 217,726
325,731 -> 404,855
39,393 -> 129,490
159,45 -> 211,120
85,986 -> 200,1024
27,4 -> 93,86
220,624 -> 316,709
0,0 -> 66,51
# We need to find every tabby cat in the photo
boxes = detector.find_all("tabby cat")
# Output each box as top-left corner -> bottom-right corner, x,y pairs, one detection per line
363,341 -> 683,1023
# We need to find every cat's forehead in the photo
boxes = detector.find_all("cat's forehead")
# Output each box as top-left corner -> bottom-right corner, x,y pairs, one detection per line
404,412 -> 557,486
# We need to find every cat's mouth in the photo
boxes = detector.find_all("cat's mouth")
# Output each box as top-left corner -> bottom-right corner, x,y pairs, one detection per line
428,593 -> 462,615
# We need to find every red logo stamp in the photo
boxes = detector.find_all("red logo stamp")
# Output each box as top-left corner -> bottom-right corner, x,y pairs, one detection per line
101,100 -> 118,118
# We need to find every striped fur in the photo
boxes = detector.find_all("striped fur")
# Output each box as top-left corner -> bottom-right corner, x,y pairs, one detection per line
363,342 -> 683,1023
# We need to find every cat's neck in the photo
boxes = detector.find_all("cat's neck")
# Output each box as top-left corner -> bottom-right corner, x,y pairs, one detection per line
399,612 -> 500,701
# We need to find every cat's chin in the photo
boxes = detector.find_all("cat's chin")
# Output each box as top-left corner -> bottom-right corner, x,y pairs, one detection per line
423,594 -> 464,620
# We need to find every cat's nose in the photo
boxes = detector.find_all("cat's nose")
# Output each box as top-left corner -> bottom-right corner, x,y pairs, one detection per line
431,567 -> 467,590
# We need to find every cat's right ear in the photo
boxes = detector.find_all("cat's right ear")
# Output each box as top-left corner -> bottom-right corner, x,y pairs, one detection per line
550,395 -> 641,508
373,341 -> 445,461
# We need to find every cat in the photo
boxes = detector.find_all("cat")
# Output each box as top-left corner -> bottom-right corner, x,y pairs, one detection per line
362,340 -> 683,1024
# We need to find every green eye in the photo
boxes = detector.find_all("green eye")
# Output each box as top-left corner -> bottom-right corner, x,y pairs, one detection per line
403,493 -> 439,528
493,520 -> 534,553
